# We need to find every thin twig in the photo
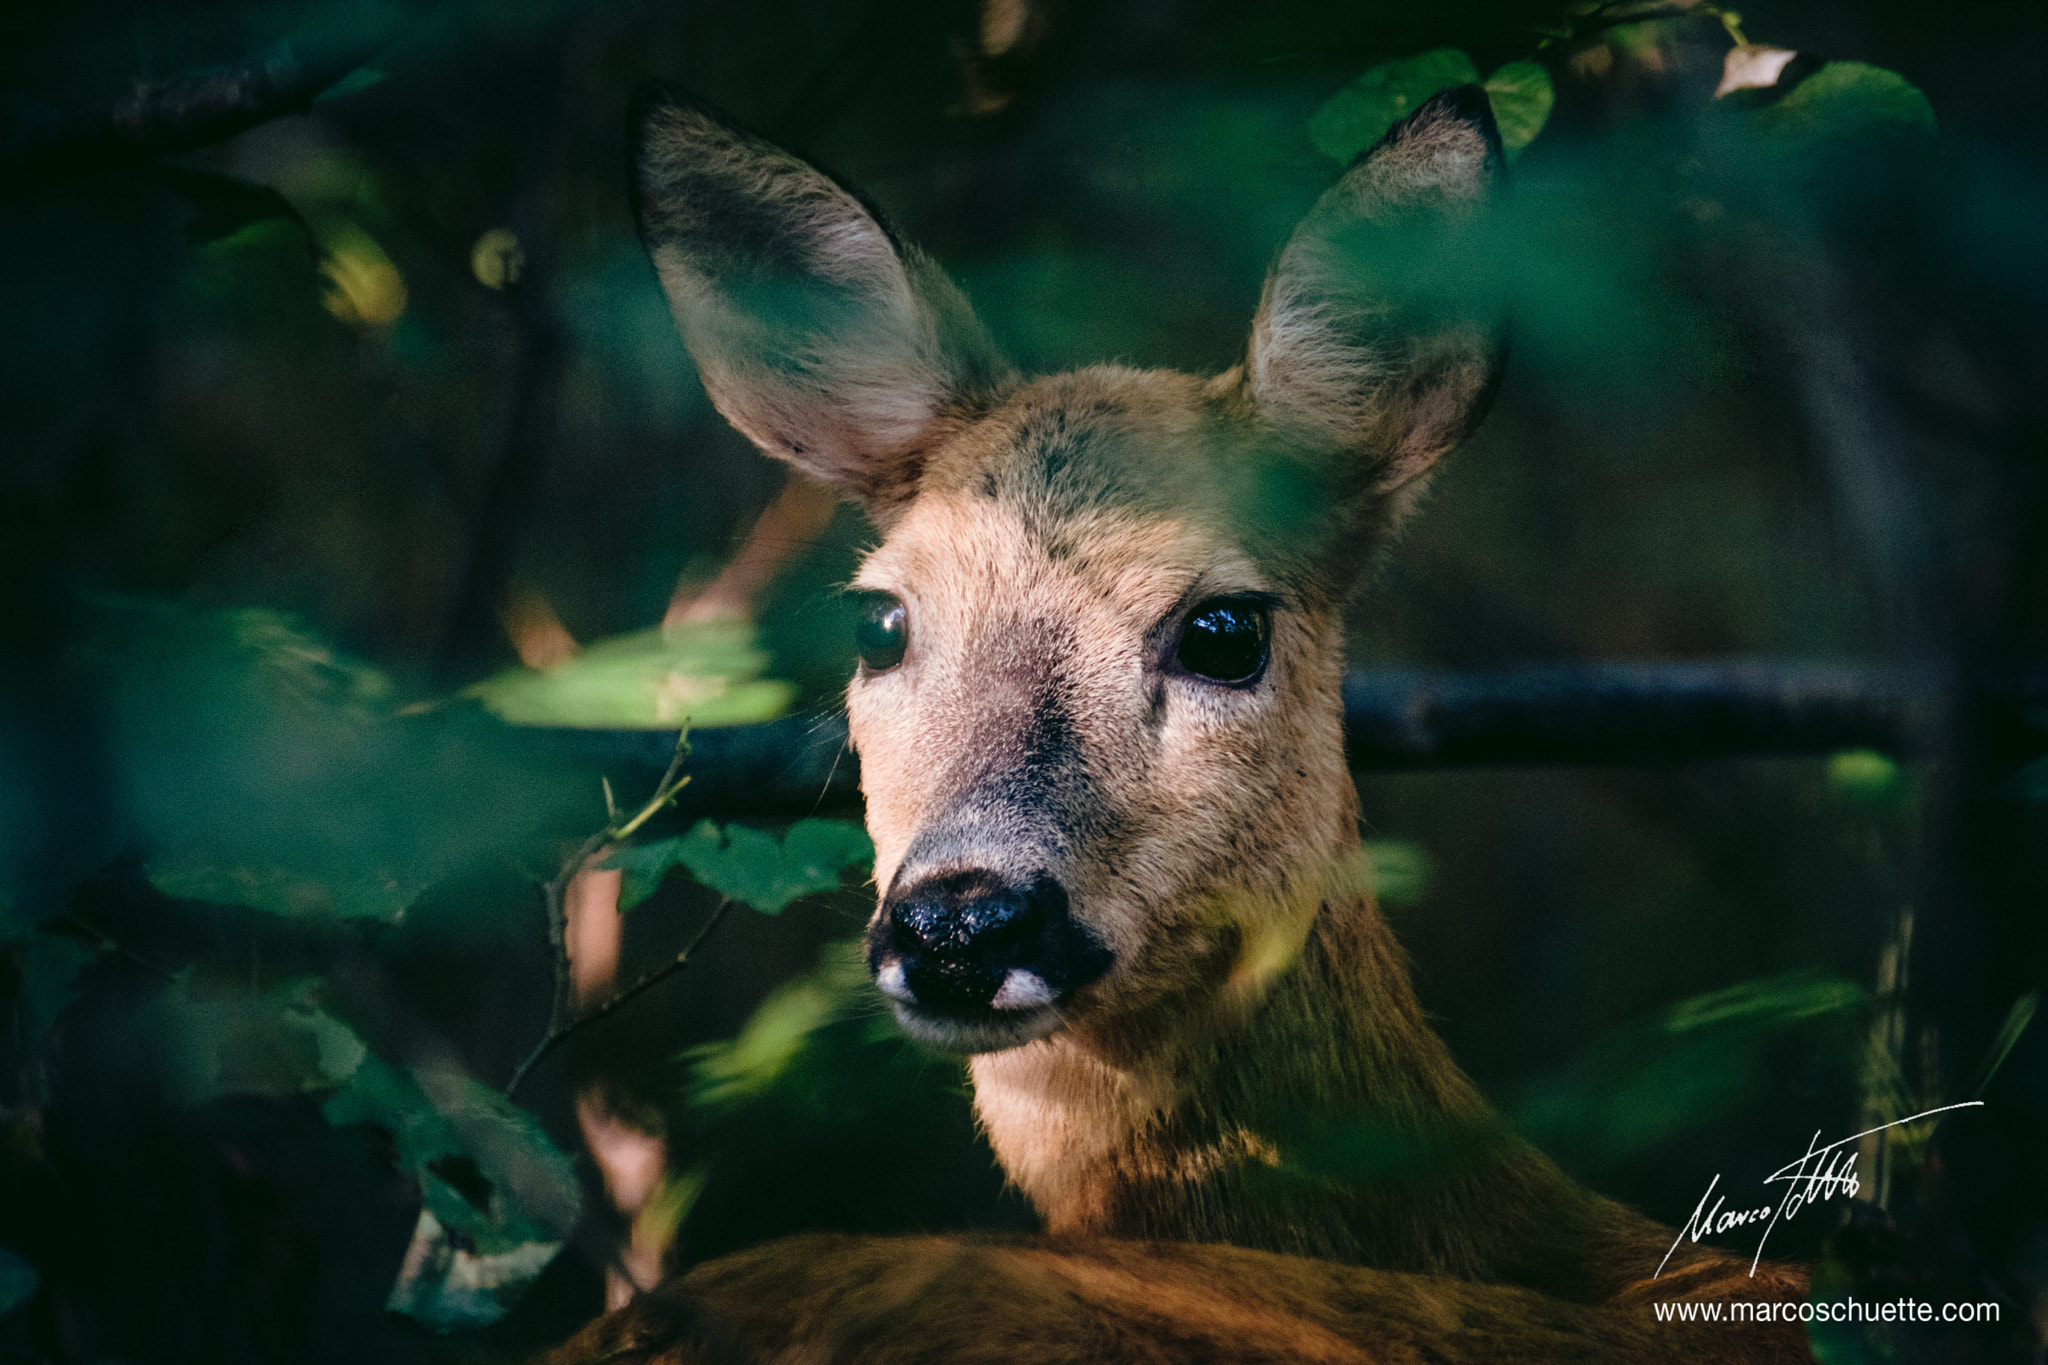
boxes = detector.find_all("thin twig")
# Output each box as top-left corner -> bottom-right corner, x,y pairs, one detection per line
507,898 -> 734,1100
510,732 -> 696,1098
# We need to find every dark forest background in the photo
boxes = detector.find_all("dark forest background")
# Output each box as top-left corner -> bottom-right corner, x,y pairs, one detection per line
1,0 -> 2044,1361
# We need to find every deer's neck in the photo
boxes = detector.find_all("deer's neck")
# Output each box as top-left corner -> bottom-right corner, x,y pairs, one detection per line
969,881 -> 1622,1300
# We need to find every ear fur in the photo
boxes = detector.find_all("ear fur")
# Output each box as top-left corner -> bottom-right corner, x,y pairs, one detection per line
1244,84 -> 1508,528
629,84 -> 1013,514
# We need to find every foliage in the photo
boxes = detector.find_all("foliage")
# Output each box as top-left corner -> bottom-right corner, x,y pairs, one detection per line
21,600 -> 584,925
148,977 -> 368,1106
1309,48 -> 1554,162
1507,973 -> 1868,1169
466,622 -> 796,730
322,1057 -> 582,1256
1753,61 -> 1938,155
658,941 -> 1027,1265
607,818 -> 874,914
1362,836 -> 1431,907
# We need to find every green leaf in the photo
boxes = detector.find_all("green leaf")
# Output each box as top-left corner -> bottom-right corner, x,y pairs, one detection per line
384,1209 -> 564,1333
1483,61 -> 1555,158
1310,50 -> 1556,165
466,621 -> 795,730
152,165 -> 309,249
323,1056 -> 581,1255
0,1246 -> 36,1318
689,957 -> 860,1112
608,818 -> 873,914
149,977 -> 368,1106
330,1055 -> 580,1329
83,599 -> 579,922
1754,62 -> 1937,153
1362,838 -> 1431,908
1309,48 -> 1481,162
1508,973 -> 1867,1165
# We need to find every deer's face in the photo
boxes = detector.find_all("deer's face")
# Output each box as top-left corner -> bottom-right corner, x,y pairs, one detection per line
632,82 -> 1504,1053
848,372 -> 1358,1051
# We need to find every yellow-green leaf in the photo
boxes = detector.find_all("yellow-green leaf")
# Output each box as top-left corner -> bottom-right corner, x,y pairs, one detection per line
465,621 -> 795,730
1484,61 -> 1555,158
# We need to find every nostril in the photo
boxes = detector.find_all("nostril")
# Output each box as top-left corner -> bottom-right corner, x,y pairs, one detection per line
888,871 -> 1034,953
871,867 -> 1106,1024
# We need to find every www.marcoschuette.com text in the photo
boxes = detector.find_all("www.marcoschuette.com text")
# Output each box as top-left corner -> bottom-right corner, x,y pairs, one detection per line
1654,1297 -> 2001,1325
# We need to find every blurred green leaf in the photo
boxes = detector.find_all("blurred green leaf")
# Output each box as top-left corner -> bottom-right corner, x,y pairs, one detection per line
1754,62 -> 1937,156
665,941 -> 1004,1261
315,67 -> 387,102
335,1055 -> 583,1332
323,1056 -> 580,1256
1664,974 -> 1866,1033
1309,48 -> 1480,162
1363,837 -> 1431,907
608,817 -> 873,914
76,599 -> 578,922
689,948 -> 864,1113
466,621 -> 795,730
1827,748 -> 1901,804
152,165 -> 308,248
0,1246 -> 36,1318
1508,973 -> 1867,1165
1971,991 -> 2038,1100
1483,61 -> 1555,158
149,977 -> 367,1106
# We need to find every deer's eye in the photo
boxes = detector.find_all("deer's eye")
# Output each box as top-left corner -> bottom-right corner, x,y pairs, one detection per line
1174,597 -> 1270,684
857,594 -> 909,672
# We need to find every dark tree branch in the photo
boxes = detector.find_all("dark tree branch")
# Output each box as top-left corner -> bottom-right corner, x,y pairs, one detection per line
0,0 -> 433,199
518,661 -> 2048,820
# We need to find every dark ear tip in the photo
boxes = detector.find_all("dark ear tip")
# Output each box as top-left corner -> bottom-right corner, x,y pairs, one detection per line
1348,81 -> 1506,170
627,78 -> 687,135
1429,82 -> 1497,126
627,80 -> 758,148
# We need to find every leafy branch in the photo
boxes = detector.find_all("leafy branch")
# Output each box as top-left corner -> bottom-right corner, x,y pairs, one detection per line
507,732 -> 702,1099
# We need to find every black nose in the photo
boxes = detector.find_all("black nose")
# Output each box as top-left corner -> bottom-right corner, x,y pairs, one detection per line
871,871 -> 1109,1017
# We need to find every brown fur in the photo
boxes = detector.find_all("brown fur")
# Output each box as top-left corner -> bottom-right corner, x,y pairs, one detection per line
555,84 -> 1816,1362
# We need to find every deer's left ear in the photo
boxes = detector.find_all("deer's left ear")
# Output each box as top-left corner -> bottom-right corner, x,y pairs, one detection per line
1242,84 -> 1507,529
630,84 -> 1013,517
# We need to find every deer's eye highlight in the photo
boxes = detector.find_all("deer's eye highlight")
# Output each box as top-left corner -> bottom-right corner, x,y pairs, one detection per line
1174,597 -> 1270,684
856,594 -> 909,672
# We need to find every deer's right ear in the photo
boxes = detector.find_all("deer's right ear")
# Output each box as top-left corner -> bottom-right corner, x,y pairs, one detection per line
1240,85 -> 1507,540
630,84 -> 1011,515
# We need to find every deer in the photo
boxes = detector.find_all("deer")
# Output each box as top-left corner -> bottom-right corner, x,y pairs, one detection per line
543,82 -> 1815,1363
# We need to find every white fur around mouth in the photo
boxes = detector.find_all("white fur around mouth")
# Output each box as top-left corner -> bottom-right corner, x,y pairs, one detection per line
875,958 -> 913,1001
889,1000 -> 1063,1054
990,967 -> 1055,1011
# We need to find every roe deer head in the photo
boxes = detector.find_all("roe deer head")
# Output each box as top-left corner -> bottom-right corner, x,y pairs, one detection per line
582,80 -> 1813,1363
